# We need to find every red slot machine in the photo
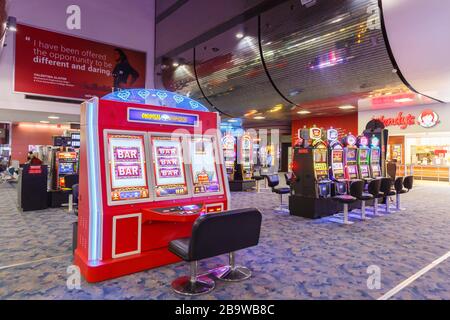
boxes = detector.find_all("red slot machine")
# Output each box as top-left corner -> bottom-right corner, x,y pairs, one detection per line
74,89 -> 231,282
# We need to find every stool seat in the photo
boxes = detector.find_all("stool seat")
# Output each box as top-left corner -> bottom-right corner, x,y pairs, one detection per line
333,195 -> 357,204
396,189 -> 408,194
252,176 -> 264,181
169,238 -> 191,261
360,193 -> 374,201
273,187 -> 290,195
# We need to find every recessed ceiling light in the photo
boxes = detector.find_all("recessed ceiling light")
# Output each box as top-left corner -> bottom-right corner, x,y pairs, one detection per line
269,104 -> 283,112
244,110 -> 258,117
236,32 -> 244,39
339,105 -> 356,110
394,98 -> 414,103
172,62 -> 180,67
297,110 -> 311,114
40,121 -> 50,124
228,119 -> 238,123
48,116 -> 60,119
331,17 -> 343,23
254,116 -> 266,120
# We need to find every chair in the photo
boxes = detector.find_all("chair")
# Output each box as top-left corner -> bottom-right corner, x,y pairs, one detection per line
332,180 -> 361,224
265,174 -> 291,210
64,174 -> 79,189
71,184 -> 79,215
284,172 -> 293,187
169,208 -> 262,296
403,175 -> 414,192
366,178 -> 382,216
251,172 -> 265,193
350,179 -> 373,220
379,177 -> 396,213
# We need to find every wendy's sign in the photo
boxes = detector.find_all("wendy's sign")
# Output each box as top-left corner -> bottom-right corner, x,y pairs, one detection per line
372,110 -> 440,130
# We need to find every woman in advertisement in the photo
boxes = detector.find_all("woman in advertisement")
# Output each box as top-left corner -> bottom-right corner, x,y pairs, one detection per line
112,48 -> 140,91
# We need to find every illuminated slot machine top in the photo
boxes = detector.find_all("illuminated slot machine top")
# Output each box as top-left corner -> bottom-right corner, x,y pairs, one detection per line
56,151 -> 78,189
310,127 -> 331,197
327,128 -> 345,181
75,89 -> 230,283
342,133 -> 359,180
221,133 -> 236,180
357,135 -> 371,180
370,135 -> 382,178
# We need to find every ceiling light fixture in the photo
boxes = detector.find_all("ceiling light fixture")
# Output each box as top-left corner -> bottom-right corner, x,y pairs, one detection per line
394,98 -> 414,103
254,116 -> 266,120
244,110 -> 258,117
48,116 -> 60,119
39,120 -> 50,124
236,32 -> 244,39
269,104 -> 283,112
339,105 -> 356,110
297,110 -> 311,115
172,62 -> 180,67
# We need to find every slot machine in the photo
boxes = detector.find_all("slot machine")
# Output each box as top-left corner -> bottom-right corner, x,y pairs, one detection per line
370,135 -> 382,178
221,133 -> 236,181
327,128 -> 347,195
237,133 -> 253,181
290,126 -> 335,219
53,151 -> 79,189
342,134 -> 359,180
356,135 -> 371,181
74,89 -> 230,282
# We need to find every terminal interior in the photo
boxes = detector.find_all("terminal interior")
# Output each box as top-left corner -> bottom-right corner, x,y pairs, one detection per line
0,0 -> 450,300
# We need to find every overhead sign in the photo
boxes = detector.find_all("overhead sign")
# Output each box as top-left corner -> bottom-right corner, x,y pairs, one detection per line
14,24 -> 146,100
128,108 -> 199,127
372,109 -> 440,130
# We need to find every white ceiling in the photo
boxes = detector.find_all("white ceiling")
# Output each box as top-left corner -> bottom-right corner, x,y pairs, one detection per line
0,109 -> 80,124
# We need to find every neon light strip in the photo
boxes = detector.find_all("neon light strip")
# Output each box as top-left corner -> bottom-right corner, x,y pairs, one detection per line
86,100 -> 103,262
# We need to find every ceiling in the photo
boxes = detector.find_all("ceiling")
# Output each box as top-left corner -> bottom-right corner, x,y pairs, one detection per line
155,0 -> 439,124
0,109 -> 80,124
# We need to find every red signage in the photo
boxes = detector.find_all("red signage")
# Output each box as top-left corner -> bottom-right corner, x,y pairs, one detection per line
29,166 -> 42,175
14,24 -> 147,100
373,110 -> 440,130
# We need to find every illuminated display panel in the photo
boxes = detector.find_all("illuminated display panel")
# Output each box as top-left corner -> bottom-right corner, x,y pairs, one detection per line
348,165 -> 358,178
241,135 -> 253,180
332,150 -> 343,163
222,134 -> 236,176
359,149 -> 369,162
151,135 -> 188,198
346,148 -> 357,162
107,134 -> 150,203
59,162 -> 75,174
360,165 -> 370,178
190,136 -> 221,195
371,148 -> 380,162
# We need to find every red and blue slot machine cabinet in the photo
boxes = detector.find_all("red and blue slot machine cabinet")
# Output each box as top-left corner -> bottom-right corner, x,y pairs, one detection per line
342,133 -> 359,181
74,89 -> 231,282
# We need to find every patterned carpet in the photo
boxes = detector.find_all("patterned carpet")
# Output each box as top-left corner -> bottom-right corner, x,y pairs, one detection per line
0,181 -> 449,300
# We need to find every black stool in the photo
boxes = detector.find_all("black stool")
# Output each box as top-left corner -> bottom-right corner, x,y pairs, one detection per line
351,180 -> 373,220
403,175 -> 414,192
379,177 -> 396,213
252,175 -> 265,193
393,177 -> 407,211
284,172 -> 293,187
72,184 -> 79,215
169,208 -> 262,296
266,174 -> 290,211
366,178 -> 382,216
332,180 -> 362,224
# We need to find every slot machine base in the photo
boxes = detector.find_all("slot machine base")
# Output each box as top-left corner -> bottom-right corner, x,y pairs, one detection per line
74,247 -> 182,283
289,195 -> 337,219
229,180 -> 256,192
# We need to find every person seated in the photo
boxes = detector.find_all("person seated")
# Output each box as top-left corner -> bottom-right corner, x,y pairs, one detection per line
30,153 -> 43,165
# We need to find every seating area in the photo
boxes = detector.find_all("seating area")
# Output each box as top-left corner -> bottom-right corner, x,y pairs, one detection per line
168,208 -> 262,295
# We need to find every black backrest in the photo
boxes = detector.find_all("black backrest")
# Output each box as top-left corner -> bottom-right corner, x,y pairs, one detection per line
394,176 -> 404,192
189,208 -> 262,261
367,179 -> 381,196
403,175 -> 414,190
349,180 -> 364,198
64,174 -> 79,189
379,177 -> 393,194
266,174 -> 280,189
72,184 -> 79,204
284,172 -> 292,186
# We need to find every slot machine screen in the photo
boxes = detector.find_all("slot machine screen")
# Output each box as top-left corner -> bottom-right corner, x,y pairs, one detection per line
360,165 -> 370,177
359,149 -> 369,161
347,149 -> 357,162
107,134 -> 150,203
190,137 -> 221,195
151,136 -> 188,198
333,150 -> 343,164
59,162 -> 74,174
372,149 -> 380,162
348,165 -> 358,178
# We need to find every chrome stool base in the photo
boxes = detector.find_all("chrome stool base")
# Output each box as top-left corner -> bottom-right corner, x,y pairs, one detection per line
172,275 -> 215,296
211,265 -> 252,282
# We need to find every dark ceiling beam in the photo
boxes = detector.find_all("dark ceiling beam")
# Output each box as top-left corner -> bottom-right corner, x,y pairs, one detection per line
156,0 -> 292,64
156,0 -> 190,24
